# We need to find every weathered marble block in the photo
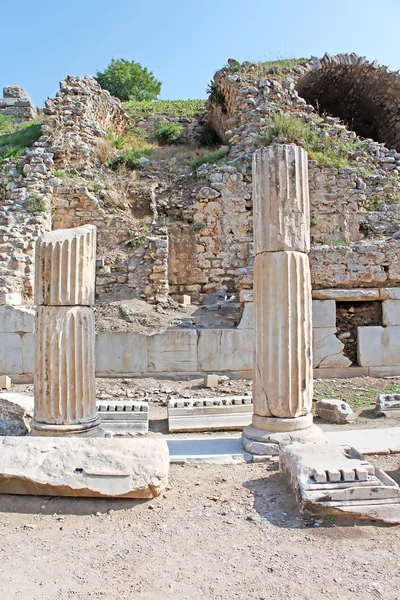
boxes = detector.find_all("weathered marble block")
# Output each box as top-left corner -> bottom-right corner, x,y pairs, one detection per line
35,225 -> 96,306
253,145 -> 310,254
382,300 -> 400,326
358,326 -> 400,367
312,299 -> 336,328
0,437 -> 169,498
313,327 -> 352,368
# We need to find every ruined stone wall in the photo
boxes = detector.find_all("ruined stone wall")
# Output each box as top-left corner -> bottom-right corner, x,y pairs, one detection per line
0,85 -> 37,122
43,75 -> 127,170
206,54 -> 400,250
310,240 -> 400,289
0,76 -> 138,305
168,164 -> 252,297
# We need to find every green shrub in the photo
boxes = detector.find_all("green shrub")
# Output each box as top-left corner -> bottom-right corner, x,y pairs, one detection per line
263,114 -> 356,168
95,58 -> 161,102
192,147 -> 229,169
0,114 -> 15,135
53,170 -> 67,178
206,81 -> 227,112
155,121 -> 183,145
26,194 -> 47,215
191,221 -> 206,232
0,120 -> 42,163
124,99 -> 205,121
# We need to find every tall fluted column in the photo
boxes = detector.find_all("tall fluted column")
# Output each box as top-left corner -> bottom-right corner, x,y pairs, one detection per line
243,145 -> 325,455
30,225 -> 103,436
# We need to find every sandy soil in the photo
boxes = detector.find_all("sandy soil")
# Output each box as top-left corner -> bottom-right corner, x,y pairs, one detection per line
1,459 -> 400,600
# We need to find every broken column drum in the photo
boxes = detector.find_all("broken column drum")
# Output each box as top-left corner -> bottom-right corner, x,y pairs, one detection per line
242,145 -> 324,454
30,225 -> 103,436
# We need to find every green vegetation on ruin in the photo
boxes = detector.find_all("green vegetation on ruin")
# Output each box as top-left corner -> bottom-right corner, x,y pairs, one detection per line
154,121 -> 184,144
192,147 -> 229,168
124,99 -> 206,121
25,193 -> 47,214
255,57 -> 307,71
263,113 -> 358,168
0,114 -> 42,163
314,380 -> 400,420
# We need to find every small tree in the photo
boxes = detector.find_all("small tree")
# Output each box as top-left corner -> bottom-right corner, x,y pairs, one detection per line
95,58 -> 161,102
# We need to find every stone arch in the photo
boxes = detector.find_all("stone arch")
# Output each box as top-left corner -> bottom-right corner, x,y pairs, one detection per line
295,53 -> 400,151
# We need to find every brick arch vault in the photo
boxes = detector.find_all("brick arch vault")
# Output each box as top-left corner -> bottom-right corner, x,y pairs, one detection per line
295,53 -> 400,151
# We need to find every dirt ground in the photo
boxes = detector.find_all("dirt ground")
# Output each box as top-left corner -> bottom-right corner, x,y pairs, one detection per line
13,374 -> 400,433
94,298 -> 235,334
3,377 -> 400,599
1,459 -> 400,600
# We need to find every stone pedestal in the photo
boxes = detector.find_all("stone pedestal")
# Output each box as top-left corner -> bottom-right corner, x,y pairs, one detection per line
30,225 -> 103,437
243,145 -> 324,455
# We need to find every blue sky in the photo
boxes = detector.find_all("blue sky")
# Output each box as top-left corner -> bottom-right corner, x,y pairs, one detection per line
1,0 -> 400,107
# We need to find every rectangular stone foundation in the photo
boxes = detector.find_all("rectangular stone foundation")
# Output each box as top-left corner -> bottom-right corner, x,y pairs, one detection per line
0,437 -> 169,498
280,443 -> 400,524
168,396 -> 253,432
97,401 -> 149,434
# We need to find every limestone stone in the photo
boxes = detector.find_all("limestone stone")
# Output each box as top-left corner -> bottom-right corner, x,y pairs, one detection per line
253,145 -> 310,254
198,329 -> 254,372
358,326 -> 400,367
239,289 -> 253,302
95,332 -> 148,375
380,288 -> 400,300
0,376 -> 11,389
31,306 -> 101,436
251,251 -> 313,419
0,437 -> 169,498
316,399 -> 355,424
382,299 -> 400,326
35,225 -> 96,306
313,327 -> 352,368
280,442 -> 400,523
168,398 -> 252,432
148,330 -> 198,372
97,401 -> 149,435
177,295 -> 191,306
375,394 -> 400,417
204,374 -> 219,388
3,84 -> 30,99
0,305 -> 35,333
312,299 -> 336,328
237,301 -> 254,329
0,392 -> 34,435
312,288 -> 380,301
0,333 -> 23,374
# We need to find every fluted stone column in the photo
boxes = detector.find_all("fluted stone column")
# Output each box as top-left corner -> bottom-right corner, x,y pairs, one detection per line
243,145 -> 325,455
30,225 -> 103,436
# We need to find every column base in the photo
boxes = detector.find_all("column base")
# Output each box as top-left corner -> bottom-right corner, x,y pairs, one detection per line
29,415 -> 107,438
242,421 -> 326,456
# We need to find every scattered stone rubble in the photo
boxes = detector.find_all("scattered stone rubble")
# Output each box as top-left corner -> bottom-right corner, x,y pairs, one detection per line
315,399 -> 355,424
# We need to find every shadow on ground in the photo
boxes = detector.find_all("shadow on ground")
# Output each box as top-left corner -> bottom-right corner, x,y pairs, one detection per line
0,494 -> 148,515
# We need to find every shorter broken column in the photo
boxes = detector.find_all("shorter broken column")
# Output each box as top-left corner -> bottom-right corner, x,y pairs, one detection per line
30,225 -> 103,436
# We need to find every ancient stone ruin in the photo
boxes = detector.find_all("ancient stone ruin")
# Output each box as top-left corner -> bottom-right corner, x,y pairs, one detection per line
0,85 -> 37,122
0,54 -> 399,381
